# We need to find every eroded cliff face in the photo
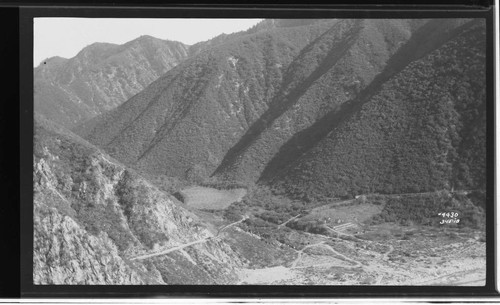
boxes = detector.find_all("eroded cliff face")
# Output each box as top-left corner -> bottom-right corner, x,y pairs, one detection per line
33,117 -> 245,284
33,203 -> 155,285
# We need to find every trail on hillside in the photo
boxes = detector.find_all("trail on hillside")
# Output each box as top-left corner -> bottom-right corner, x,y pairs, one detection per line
130,216 -> 248,261
217,215 -> 249,236
278,214 -> 302,228
130,238 -> 209,261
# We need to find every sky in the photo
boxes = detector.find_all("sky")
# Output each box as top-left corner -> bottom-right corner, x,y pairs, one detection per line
34,18 -> 263,66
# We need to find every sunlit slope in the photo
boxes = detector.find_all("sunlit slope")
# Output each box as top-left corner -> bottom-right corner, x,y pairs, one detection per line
76,20 -> 337,178
34,36 -> 189,128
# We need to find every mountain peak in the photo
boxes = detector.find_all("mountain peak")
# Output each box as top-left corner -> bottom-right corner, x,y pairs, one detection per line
75,41 -> 120,60
81,41 -> 119,51
137,34 -> 157,40
247,19 -> 326,34
131,35 -> 162,43
34,35 -> 191,129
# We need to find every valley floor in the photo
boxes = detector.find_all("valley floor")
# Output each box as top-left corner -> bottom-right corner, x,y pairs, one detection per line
179,187 -> 486,286
235,225 -> 485,285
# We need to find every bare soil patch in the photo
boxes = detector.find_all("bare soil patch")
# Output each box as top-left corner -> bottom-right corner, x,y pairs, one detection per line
180,186 -> 247,210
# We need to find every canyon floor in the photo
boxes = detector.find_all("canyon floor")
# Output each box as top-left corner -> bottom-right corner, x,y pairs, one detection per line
186,187 -> 487,286
235,229 -> 486,285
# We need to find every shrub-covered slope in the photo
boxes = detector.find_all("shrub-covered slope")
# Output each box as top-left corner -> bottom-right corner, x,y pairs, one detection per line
76,19 -> 338,178
76,19 -> 486,203
34,36 -> 189,128
212,19 -> 432,182
266,19 -> 486,200
34,115 -> 247,284
76,19 -> 425,179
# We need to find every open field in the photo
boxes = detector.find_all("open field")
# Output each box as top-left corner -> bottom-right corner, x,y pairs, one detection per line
179,186 -> 247,210
301,202 -> 384,225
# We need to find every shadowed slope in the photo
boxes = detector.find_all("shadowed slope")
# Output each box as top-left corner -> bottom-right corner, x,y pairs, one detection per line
212,19 -> 431,182
211,20 -> 362,181
76,20 -> 337,178
259,19 -> 474,183
264,19 -> 485,200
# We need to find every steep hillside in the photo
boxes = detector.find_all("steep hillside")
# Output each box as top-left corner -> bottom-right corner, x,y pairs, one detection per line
76,19 -> 486,204
212,19 -> 433,182
76,19 -> 337,179
34,36 -> 189,128
266,19 -> 486,200
34,115 -> 251,284
187,19 -> 322,56
33,18 -> 488,286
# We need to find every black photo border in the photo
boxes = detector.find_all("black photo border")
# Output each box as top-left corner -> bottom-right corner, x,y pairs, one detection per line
18,1 -> 498,299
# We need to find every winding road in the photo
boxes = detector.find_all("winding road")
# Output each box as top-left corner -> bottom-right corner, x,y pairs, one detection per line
217,215 -> 249,236
129,215 -> 248,261
130,238 -> 210,261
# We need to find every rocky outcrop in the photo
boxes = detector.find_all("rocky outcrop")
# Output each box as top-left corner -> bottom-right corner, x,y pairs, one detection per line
33,117 -> 245,284
33,204 -> 155,285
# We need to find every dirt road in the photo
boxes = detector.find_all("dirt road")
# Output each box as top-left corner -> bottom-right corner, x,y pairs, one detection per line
278,214 -> 302,228
130,238 -> 210,261
217,215 -> 249,236
130,216 -> 248,261
290,242 -> 325,268
290,241 -> 362,269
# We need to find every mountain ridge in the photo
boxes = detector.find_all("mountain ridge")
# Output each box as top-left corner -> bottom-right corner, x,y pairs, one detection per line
75,19 -> 338,178
258,19 -> 476,182
267,19 -> 486,200
34,36 -> 190,128
34,18 -> 488,286
75,18 -> 486,203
